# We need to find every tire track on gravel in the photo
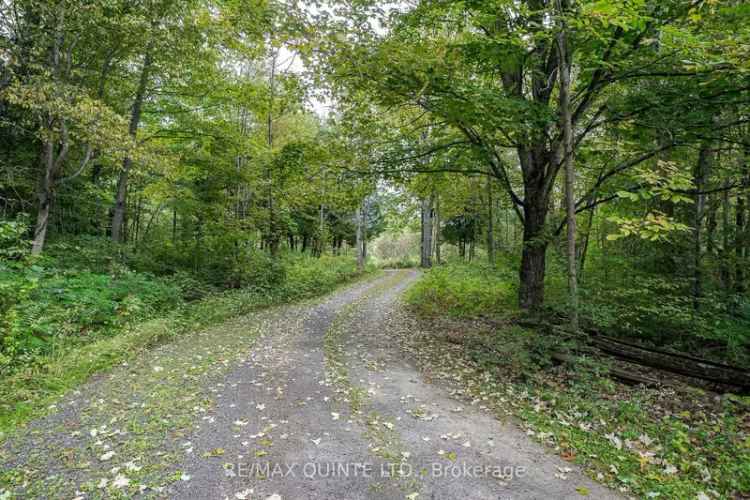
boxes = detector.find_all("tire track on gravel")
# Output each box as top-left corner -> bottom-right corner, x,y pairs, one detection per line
331,269 -> 622,500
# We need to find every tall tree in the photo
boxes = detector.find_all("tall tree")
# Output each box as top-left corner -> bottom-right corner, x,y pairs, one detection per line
557,1 -> 578,330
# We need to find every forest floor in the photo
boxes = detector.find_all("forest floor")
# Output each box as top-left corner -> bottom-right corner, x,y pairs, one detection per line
0,269 -> 617,500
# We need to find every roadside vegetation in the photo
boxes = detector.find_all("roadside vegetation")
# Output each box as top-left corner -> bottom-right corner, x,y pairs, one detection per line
405,258 -> 750,499
408,258 -> 750,368
0,238 -> 371,435
1,0 -> 384,439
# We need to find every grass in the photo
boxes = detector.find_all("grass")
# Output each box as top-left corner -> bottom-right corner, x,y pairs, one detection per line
0,254 -> 373,437
404,259 -> 750,499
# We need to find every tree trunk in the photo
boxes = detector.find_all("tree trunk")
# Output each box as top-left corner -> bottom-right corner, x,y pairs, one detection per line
420,195 -> 433,268
32,191 -> 51,255
735,147 -> 750,294
578,202 -> 595,284
112,49 -> 152,243
735,146 -> 748,294
362,204 -> 368,260
356,205 -> 364,272
434,194 -> 441,265
692,145 -> 712,309
706,195 -> 718,256
504,209 -> 510,250
315,204 -> 325,257
558,19 -> 578,331
486,176 -> 495,267
720,185 -> 731,290
518,188 -> 549,312
519,243 -> 547,311
32,138 -> 56,255
133,195 -> 143,247
265,50 -> 279,257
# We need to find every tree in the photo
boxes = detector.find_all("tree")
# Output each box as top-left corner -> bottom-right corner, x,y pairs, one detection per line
1,0 -> 133,253
322,0 -> 750,312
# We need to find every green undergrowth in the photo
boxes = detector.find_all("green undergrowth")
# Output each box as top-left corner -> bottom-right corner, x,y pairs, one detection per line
0,254 -> 374,436
408,256 -> 750,368
405,260 -> 518,319
405,263 -> 750,499
375,257 -> 419,269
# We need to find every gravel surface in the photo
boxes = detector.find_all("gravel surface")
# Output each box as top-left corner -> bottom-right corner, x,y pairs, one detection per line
0,270 -> 619,500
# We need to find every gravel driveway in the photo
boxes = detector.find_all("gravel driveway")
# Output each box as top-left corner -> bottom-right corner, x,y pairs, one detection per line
0,270 -> 618,500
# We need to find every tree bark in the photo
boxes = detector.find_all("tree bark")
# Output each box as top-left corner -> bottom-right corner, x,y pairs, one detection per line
420,195 -> 433,268
578,202 -> 596,284
32,137 -> 56,255
362,203 -> 368,260
31,24 -> 73,254
356,204 -> 364,272
434,194 -> 441,265
692,144 -> 712,309
720,184 -> 731,290
314,203 -> 325,257
557,10 -> 578,331
486,175 -> 495,267
112,49 -> 152,243
735,146 -> 748,294
32,187 -> 52,255
518,183 -> 549,312
706,195 -> 718,256
265,50 -> 280,257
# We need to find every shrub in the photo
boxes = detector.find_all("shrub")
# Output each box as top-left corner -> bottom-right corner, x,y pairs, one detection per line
0,215 -> 30,260
0,262 -> 181,375
406,260 -> 517,318
0,252 -> 370,431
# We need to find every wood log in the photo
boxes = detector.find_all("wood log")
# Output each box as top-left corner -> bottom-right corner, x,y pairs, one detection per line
551,352 -> 659,387
488,316 -> 750,391
590,336 -> 750,390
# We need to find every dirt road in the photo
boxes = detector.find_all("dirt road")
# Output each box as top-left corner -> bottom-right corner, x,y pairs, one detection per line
0,270 -> 618,499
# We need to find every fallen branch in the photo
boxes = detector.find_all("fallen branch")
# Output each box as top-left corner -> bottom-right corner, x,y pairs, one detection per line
551,352 -> 659,387
504,317 -> 750,392
589,335 -> 750,391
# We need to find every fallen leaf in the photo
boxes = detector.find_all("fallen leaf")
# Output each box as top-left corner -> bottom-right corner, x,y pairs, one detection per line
112,474 -> 130,489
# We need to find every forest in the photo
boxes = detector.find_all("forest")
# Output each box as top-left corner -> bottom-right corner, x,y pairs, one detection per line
1,1 -> 749,499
